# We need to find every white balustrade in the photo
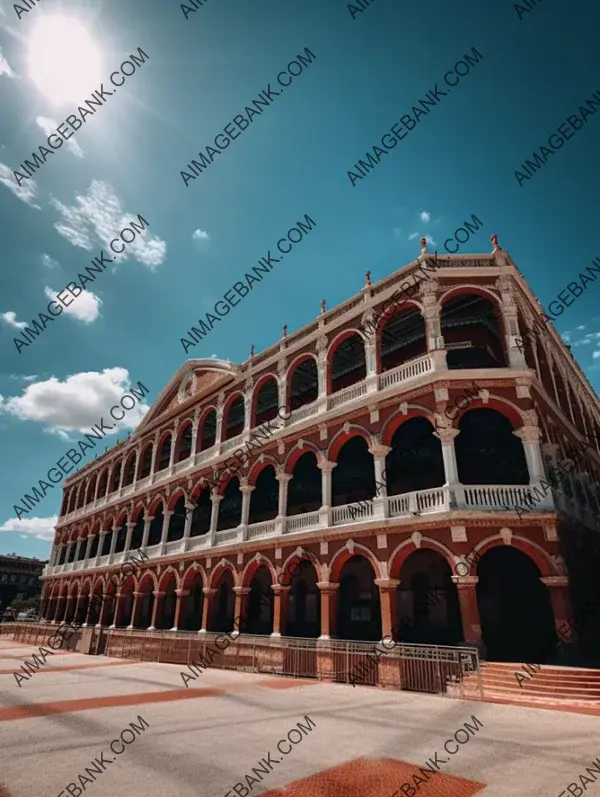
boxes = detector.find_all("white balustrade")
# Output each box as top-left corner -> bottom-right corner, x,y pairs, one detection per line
187,535 -> 212,551
378,354 -> 433,391
221,434 -> 243,454
215,528 -> 242,544
288,401 -> 319,425
247,519 -> 277,540
284,512 -> 321,533
332,502 -> 374,526
327,381 -> 368,411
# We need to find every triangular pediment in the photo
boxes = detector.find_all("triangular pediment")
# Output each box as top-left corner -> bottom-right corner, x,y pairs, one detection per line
133,358 -> 240,436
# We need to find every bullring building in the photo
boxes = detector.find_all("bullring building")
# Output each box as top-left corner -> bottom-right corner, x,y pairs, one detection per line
40,236 -> 600,668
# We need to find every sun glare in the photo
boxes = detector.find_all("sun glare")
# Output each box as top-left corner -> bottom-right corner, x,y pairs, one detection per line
28,15 -> 103,106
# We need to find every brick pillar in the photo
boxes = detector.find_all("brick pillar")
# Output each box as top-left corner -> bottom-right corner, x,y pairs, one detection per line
110,592 -> 122,628
271,585 -> 290,637
200,588 -> 216,633
317,582 -> 339,640
375,578 -> 400,641
172,589 -> 189,631
149,591 -> 165,630
540,576 -> 573,639
452,575 -> 482,645
233,586 -> 250,635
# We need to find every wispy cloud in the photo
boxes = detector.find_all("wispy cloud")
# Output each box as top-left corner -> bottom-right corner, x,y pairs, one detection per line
192,228 -> 210,242
36,116 -> 83,159
0,47 -> 14,78
50,180 -> 167,269
0,516 -> 57,542
0,163 -> 40,208
1,311 -> 27,330
408,232 -> 419,241
41,253 -> 60,269
420,211 -> 431,224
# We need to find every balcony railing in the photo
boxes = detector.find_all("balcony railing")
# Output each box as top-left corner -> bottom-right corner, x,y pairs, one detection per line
379,353 -> 433,391
45,480 -> 571,578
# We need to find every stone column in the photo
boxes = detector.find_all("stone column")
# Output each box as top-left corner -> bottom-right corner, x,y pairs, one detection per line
132,446 -> 141,491
271,584 -> 290,637
316,337 -> 328,414
369,443 -> 391,519
183,502 -> 195,548
141,515 -> 152,549
275,471 -> 292,534
128,591 -> 143,629
209,492 -> 223,546
149,433 -> 160,483
422,287 -> 447,370
540,576 -> 574,641
317,460 -> 337,527
148,590 -> 165,631
451,575 -> 482,645
159,510 -> 174,554
214,396 -> 225,448
109,592 -> 122,629
513,425 -> 546,484
168,421 -> 179,475
98,593 -> 112,627
375,578 -> 399,641
172,588 -> 189,631
239,482 -> 254,541
191,408 -> 201,456
95,532 -> 105,565
73,539 -> 82,564
364,338 -> 378,395
83,535 -> 93,566
317,582 -> 339,640
109,526 -> 119,557
124,522 -> 135,555
232,586 -> 251,635
200,587 -> 217,634
243,385 -> 253,431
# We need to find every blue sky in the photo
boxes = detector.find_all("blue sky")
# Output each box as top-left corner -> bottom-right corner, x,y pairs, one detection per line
1,0 -> 599,559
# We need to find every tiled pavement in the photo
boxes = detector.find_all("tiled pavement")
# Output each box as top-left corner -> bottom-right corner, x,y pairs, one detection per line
1,638 -> 599,797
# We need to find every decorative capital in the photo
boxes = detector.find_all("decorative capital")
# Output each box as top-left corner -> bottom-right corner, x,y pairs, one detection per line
513,425 -> 542,444
317,459 -> 337,473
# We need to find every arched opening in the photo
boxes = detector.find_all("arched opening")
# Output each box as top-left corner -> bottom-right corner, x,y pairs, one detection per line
155,435 -> 171,473
441,294 -> 506,369
89,533 -> 99,559
176,422 -> 193,463
456,409 -> 529,485
477,547 -> 556,662
158,578 -> 177,629
148,504 -> 164,547
386,418 -> 444,495
118,578 -> 135,627
198,409 -> 217,452
217,478 -> 242,531
85,475 -> 97,506
100,527 -> 113,557
190,490 -> 212,536
182,574 -> 204,630
108,462 -> 121,495
337,555 -> 381,641
76,588 -> 89,624
76,537 -> 87,561
76,485 -> 85,510
286,560 -> 320,638
139,445 -> 153,479
254,377 -> 279,427
246,565 -> 274,635
122,453 -> 137,487
212,571 -> 235,632
331,437 -> 375,506
88,585 -> 104,625
130,515 -> 145,550
379,306 -> 426,373
288,357 -> 318,411
330,334 -> 366,394
287,452 -> 322,516
397,550 -> 463,644
224,395 -> 245,440
248,466 -> 278,525
114,520 -> 128,554
167,496 -> 186,541
137,578 -> 155,628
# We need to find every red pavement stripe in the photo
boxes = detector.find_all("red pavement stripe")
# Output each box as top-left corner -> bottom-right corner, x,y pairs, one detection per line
0,686 -> 228,722
0,659 -> 141,676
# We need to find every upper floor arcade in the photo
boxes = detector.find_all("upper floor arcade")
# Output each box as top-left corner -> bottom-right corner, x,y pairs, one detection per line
55,238 -> 600,533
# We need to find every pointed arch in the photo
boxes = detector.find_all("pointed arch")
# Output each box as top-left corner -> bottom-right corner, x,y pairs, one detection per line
327,424 -> 373,462
209,558 -> 239,589
241,554 -> 277,587
328,542 -> 383,583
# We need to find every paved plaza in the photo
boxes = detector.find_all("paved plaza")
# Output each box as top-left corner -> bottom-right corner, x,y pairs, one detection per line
1,638 -> 599,797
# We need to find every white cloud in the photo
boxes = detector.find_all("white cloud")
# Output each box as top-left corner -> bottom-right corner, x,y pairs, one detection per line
573,339 -> 592,346
36,116 -> 83,159
577,325 -> 586,331
585,332 -> 600,340
0,163 -> 40,208
0,47 -> 14,78
0,516 -> 57,542
0,368 -> 150,435
41,253 -> 60,269
1,310 -> 27,329
593,350 -> 600,360
50,180 -> 167,269
44,285 -> 101,323
420,211 -> 431,224
210,353 -> 218,359
23,374 -> 38,381
192,228 -> 210,243
408,232 -> 419,241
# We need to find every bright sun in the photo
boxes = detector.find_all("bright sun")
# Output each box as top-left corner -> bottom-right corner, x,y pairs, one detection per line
28,15 -> 103,106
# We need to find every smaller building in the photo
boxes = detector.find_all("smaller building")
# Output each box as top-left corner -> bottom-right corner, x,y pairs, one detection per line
0,554 -> 47,613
